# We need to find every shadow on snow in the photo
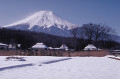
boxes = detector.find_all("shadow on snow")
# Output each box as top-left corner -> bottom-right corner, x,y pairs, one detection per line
0,63 -> 33,71
0,58 -> 72,71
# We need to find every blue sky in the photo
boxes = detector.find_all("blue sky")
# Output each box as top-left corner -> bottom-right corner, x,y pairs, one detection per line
0,0 -> 120,35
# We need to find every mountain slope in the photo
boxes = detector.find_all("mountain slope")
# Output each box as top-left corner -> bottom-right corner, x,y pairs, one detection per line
2,11 -> 77,36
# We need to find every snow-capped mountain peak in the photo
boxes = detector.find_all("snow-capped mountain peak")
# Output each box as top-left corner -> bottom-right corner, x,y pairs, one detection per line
2,10 -> 77,36
3,10 -> 77,30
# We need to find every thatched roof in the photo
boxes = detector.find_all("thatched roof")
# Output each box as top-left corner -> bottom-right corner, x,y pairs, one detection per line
32,43 -> 48,49
84,44 -> 97,50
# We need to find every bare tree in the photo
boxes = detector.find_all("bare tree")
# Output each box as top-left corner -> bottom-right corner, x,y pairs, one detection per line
70,28 -> 78,38
81,23 -> 95,43
81,23 -> 114,42
93,24 -> 114,41
70,27 -> 78,51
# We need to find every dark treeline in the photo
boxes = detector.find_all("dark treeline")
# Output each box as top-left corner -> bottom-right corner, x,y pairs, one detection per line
0,28 -> 119,50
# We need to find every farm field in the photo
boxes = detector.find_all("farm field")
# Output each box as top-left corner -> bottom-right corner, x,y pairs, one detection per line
0,50 -> 109,57
0,56 -> 120,79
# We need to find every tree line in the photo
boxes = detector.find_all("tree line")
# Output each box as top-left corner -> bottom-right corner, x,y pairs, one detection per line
0,23 -> 119,50
70,23 -> 119,50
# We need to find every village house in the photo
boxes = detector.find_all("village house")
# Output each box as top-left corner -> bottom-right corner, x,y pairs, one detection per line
83,44 -> 98,51
32,43 -> 69,51
0,43 -> 9,50
8,44 -> 21,50
48,44 -> 69,50
32,43 -> 48,49
59,44 -> 68,50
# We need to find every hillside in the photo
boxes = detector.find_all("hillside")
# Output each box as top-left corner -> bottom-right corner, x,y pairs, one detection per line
0,28 -> 119,50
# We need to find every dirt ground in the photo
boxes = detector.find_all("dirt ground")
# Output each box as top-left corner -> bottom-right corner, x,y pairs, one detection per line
0,50 -> 110,57
0,50 -> 16,56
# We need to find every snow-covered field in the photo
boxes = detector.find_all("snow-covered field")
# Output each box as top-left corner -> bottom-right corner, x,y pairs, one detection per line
0,56 -> 120,79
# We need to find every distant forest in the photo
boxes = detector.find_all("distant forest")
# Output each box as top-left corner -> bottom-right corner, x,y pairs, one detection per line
0,28 -> 119,50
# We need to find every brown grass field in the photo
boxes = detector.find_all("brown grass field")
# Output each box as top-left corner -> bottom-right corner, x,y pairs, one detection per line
0,50 -> 16,56
0,50 -> 110,57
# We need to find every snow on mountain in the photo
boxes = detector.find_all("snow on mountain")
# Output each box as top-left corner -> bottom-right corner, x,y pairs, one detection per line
2,11 -> 77,36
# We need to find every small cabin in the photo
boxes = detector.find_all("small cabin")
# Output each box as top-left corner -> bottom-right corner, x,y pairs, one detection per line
0,43 -> 8,50
32,43 -> 48,49
59,44 -> 68,50
83,44 -> 98,51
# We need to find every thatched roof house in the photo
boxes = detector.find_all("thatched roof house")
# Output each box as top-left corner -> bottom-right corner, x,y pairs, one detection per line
32,43 -> 48,49
0,43 -> 8,50
60,44 -> 68,50
83,44 -> 97,51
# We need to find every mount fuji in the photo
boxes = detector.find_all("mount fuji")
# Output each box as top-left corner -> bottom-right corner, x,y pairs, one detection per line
2,10 -> 77,36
